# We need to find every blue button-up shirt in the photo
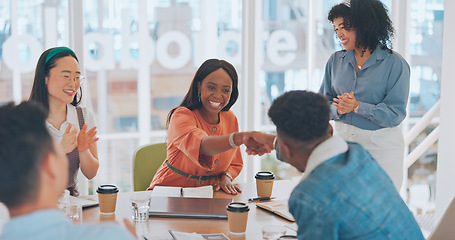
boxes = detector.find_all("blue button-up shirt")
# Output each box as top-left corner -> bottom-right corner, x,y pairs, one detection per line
288,136 -> 424,240
319,46 -> 410,130
0,210 -> 135,240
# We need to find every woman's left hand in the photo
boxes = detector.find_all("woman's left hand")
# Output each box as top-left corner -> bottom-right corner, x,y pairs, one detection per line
216,174 -> 242,195
77,124 -> 99,153
333,92 -> 358,114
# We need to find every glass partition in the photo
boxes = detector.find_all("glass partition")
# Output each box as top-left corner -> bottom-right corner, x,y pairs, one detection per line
0,0 -> 445,195
81,0 -> 244,191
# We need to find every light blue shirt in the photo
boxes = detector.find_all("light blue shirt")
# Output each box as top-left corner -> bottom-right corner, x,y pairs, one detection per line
319,46 -> 410,130
0,209 -> 135,240
289,136 -> 424,240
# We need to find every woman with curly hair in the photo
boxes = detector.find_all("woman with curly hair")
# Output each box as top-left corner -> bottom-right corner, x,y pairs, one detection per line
319,0 -> 410,190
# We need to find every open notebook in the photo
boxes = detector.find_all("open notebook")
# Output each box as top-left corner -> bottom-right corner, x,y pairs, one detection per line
149,197 -> 232,219
256,200 -> 295,222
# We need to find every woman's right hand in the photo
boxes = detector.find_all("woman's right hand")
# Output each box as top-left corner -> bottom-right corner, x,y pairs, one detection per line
243,131 -> 275,155
333,92 -> 358,114
61,123 -> 78,153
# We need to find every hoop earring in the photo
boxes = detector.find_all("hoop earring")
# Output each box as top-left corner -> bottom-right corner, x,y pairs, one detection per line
198,92 -> 201,102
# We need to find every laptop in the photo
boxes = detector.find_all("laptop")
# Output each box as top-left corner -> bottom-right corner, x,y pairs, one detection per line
148,197 -> 233,219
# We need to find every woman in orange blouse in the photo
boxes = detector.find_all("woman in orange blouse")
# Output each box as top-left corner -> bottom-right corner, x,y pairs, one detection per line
148,59 -> 266,194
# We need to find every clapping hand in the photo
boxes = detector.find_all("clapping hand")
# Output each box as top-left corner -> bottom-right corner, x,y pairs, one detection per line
77,124 -> 99,153
61,123 -> 78,153
332,92 -> 358,115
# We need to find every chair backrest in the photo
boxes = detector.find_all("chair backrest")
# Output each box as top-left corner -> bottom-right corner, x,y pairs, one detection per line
427,197 -> 455,240
132,142 -> 167,191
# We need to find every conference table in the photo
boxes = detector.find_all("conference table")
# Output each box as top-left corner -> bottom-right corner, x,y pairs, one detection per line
82,180 -> 299,239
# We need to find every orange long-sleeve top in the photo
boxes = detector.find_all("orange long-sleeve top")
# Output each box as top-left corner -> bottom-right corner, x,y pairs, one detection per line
148,107 -> 243,190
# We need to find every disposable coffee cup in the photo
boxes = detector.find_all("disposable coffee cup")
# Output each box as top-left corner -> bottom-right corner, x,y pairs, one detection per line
226,202 -> 250,234
255,171 -> 275,198
96,185 -> 119,214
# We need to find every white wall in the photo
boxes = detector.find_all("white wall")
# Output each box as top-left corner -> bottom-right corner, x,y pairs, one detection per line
435,0 -> 455,223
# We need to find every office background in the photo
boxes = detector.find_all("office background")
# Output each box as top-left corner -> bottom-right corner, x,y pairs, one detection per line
1,0 -> 454,230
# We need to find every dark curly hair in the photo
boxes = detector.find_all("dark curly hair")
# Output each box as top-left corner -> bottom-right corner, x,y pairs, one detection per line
268,91 -> 330,142
328,0 -> 394,54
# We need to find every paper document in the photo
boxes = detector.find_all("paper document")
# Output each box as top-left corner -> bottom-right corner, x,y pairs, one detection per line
69,196 -> 99,209
256,200 -> 295,222
169,230 -> 230,240
151,185 -> 213,198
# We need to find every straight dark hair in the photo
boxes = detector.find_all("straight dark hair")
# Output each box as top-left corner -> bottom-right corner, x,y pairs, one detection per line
0,101 -> 55,208
29,47 -> 82,110
166,59 -> 239,128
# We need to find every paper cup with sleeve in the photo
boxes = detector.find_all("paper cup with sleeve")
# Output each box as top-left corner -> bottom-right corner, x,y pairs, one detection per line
255,171 -> 275,198
96,185 -> 119,214
226,202 -> 250,234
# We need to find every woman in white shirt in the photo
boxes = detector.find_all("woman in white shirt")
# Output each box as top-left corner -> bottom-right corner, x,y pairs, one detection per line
29,47 -> 99,196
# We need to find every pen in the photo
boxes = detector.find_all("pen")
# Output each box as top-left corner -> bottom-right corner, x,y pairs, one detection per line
248,197 -> 275,202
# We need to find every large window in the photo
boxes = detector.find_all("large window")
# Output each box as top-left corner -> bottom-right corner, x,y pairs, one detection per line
81,0 -> 244,192
0,0 -> 69,104
409,0 -> 443,117
406,0 -> 444,223
0,0 -> 445,196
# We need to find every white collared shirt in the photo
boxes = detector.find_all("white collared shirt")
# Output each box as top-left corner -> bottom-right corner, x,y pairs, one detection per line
46,104 -> 97,143
300,136 -> 348,182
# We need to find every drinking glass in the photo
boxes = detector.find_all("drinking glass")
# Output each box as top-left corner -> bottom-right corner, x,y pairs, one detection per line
58,190 -> 70,212
130,192 -> 151,221
66,203 -> 83,223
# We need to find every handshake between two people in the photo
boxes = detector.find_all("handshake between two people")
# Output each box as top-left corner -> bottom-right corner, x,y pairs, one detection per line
241,131 -> 276,156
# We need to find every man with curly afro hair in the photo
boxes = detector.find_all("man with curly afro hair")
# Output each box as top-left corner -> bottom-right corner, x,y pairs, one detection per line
245,90 -> 423,239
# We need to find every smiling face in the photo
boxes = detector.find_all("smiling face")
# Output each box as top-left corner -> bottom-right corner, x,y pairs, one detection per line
45,56 -> 81,106
197,68 -> 233,122
333,17 -> 357,51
